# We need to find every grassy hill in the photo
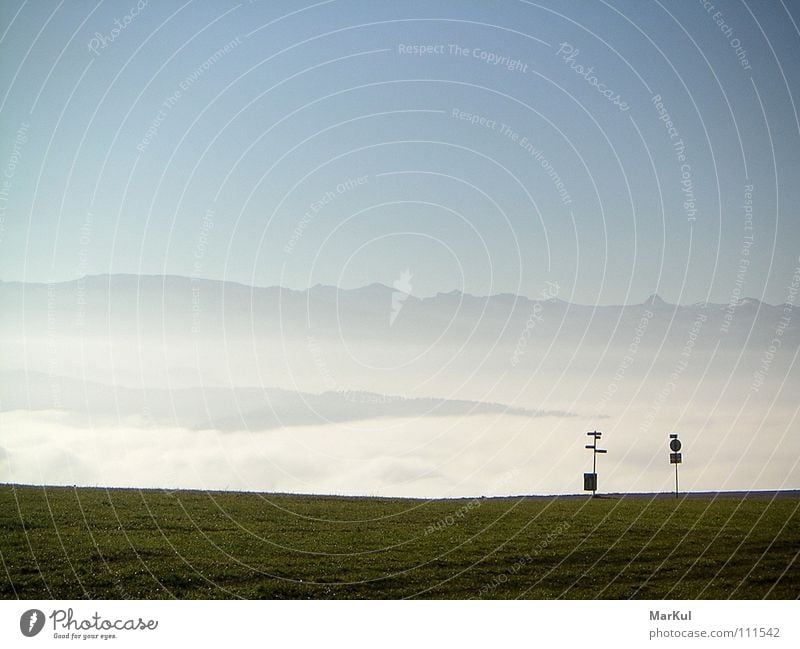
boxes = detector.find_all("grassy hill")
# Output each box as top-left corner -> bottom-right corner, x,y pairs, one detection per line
1,485 -> 797,599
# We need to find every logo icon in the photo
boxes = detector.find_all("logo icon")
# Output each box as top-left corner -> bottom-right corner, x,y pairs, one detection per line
390,269 -> 412,326
20,609 -> 45,637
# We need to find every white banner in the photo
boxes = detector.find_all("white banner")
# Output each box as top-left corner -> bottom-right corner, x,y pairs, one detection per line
1,600 -> 796,648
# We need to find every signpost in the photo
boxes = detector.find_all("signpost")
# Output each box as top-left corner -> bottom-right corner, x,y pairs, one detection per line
584,431 -> 607,498
669,433 -> 682,499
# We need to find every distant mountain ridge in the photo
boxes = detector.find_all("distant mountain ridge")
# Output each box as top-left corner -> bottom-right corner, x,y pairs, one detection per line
0,273 -> 782,309
1,272 -> 795,405
0,370 -> 572,431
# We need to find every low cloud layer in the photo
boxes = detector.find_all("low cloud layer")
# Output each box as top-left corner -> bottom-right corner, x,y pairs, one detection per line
1,406 -> 797,498
0,371 -> 571,432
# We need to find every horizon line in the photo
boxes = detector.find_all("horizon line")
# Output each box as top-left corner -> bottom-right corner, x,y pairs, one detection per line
2,482 -> 798,501
0,272 -> 784,309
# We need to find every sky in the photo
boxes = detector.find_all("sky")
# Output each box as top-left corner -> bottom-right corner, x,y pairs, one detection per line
1,2 -> 799,498
0,0 -> 798,305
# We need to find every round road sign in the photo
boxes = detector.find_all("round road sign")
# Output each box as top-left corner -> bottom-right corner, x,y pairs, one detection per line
670,438 -> 682,452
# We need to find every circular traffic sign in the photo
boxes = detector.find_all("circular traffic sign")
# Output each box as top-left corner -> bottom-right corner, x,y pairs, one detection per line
670,438 -> 682,452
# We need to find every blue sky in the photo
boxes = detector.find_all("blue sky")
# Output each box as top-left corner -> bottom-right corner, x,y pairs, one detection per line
1,0 -> 798,305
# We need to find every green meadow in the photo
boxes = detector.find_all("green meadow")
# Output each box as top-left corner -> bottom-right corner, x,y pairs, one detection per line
1,485 -> 797,599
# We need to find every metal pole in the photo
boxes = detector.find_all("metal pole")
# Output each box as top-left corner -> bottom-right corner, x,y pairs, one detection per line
674,462 -> 678,499
592,438 -> 597,498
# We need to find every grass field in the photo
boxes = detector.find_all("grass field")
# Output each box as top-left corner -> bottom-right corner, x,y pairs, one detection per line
1,485 -> 798,599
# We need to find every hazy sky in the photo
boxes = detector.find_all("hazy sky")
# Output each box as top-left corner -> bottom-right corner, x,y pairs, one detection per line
1,0 -> 799,305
